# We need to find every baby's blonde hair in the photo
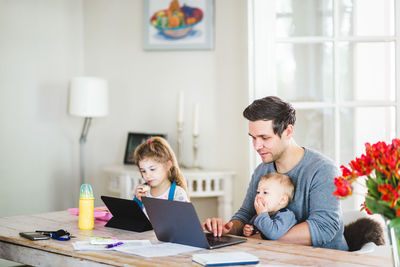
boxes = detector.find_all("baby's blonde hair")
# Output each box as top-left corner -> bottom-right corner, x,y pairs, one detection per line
259,173 -> 294,205
133,136 -> 189,199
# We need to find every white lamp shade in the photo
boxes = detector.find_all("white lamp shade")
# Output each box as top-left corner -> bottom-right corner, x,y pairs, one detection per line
69,77 -> 109,117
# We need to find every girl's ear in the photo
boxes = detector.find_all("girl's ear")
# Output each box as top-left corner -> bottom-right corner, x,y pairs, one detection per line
166,160 -> 173,169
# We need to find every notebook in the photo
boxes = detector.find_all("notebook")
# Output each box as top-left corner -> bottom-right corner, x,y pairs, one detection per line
192,252 -> 259,266
101,196 -> 152,232
141,197 -> 246,249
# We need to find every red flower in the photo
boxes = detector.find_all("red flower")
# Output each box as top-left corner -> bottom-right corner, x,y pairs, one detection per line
349,156 -> 373,177
378,184 -> 399,208
361,202 -> 372,215
333,177 -> 353,198
396,208 -> 400,217
340,165 -> 353,177
334,139 -> 400,220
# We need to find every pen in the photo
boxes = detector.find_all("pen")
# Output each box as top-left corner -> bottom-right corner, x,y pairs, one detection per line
106,241 -> 123,248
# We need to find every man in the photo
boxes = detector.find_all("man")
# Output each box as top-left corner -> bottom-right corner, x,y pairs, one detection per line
202,96 -> 348,250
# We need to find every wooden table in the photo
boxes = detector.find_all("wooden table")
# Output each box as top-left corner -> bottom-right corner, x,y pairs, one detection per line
0,211 -> 391,266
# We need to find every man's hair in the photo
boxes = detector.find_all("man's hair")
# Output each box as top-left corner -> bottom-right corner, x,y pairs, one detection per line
260,173 -> 295,204
243,96 -> 296,137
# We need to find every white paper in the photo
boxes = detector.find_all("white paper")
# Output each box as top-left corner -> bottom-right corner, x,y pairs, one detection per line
115,242 -> 202,257
73,240 -> 151,251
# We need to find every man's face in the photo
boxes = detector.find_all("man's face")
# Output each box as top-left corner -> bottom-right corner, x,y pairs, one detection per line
248,120 -> 287,163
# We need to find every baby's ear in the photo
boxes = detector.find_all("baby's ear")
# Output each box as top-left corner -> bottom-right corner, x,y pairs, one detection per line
280,193 -> 289,206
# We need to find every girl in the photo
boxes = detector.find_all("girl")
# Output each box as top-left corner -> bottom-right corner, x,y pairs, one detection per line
133,137 -> 189,211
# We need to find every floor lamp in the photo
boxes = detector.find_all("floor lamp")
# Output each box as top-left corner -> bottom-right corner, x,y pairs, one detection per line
69,77 -> 109,186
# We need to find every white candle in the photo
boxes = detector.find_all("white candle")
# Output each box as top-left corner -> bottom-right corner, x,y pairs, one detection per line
178,91 -> 184,123
193,103 -> 199,135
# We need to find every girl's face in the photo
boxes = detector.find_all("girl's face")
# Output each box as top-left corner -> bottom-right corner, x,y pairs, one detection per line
138,158 -> 172,189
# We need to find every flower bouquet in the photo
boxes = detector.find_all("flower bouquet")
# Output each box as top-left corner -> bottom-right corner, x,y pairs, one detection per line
334,138 -> 400,225
333,139 -> 400,266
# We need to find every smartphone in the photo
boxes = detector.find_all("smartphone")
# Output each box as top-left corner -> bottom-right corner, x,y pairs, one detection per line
19,232 -> 50,241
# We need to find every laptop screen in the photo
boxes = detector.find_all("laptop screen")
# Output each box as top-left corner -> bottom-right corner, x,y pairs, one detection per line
142,197 -> 246,249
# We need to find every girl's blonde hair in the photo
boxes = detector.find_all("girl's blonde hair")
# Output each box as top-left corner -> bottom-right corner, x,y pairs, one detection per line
133,136 -> 189,199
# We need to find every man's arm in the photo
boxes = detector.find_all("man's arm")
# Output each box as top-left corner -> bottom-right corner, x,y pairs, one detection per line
228,219 -> 245,236
278,220 -> 312,245
305,164 -> 343,247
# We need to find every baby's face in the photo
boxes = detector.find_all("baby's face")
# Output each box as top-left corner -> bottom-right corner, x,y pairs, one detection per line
256,179 -> 286,214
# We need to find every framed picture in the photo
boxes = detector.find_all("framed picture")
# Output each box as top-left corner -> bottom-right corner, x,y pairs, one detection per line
124,132 -> 167,164
143,0 -> 214,50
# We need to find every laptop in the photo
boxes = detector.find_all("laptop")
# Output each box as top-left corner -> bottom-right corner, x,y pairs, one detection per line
101,196 -> 152,232
141,197 -> 246,249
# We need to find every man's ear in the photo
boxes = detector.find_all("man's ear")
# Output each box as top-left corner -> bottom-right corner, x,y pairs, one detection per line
284,124 -> 294,139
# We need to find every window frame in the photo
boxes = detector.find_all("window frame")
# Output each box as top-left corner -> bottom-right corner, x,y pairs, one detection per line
247,0 -> 400,208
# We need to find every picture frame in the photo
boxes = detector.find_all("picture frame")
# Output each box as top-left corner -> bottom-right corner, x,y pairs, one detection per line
143,0 -> 214,50
124,132 -> 167,164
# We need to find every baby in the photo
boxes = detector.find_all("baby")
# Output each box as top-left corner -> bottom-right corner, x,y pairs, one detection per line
243,173 -> 297,240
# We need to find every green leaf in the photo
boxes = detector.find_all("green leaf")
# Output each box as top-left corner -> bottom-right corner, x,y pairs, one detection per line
376,170 -> 384,179
390,217 -> 400,227
366,197 -> 395,219
376,171 -> 388,184
366,178 -> 379,199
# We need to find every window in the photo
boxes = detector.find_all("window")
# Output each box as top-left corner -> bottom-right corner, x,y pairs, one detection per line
248,0 -> 398,210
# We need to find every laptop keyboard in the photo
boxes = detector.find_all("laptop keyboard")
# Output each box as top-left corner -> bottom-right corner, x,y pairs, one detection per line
206,233 -> 234,247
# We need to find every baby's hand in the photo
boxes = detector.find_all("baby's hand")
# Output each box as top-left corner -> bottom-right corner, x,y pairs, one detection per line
135,184 -> 150,201
243,224 -> 254,237
254,197 -> 268,215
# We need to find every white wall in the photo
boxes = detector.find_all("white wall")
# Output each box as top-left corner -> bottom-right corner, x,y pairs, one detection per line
82,0 -> 249,220
0,0 -> 84,216
0,0 -> 249,220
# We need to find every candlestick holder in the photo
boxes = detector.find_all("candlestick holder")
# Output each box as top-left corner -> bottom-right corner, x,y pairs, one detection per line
192,134 -> 201,169
177,121 -> 185,167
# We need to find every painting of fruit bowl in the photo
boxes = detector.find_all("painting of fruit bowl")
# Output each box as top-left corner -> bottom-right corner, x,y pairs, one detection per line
150,2 -> 204,39
143,0 -> 214,50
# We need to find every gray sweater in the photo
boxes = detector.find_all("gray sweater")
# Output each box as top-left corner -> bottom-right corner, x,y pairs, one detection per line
232,148 -> 349,251
251,208 -> 297,240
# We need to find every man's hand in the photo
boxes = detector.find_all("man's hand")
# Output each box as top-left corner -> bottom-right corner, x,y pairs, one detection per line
202,218 -> 233,237
254,197 -> 268,215
243,224 -> 254,237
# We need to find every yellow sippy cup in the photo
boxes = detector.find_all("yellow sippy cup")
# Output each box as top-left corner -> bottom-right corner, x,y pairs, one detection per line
78,184 -> 94,230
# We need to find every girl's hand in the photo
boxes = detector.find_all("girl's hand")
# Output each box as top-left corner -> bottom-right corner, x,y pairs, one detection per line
254,197 -> 268,215
243,224 -> 254,237
135,184 -> 150,201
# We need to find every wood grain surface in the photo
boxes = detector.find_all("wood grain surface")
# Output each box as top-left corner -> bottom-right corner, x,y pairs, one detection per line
0,210 -> 392,266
